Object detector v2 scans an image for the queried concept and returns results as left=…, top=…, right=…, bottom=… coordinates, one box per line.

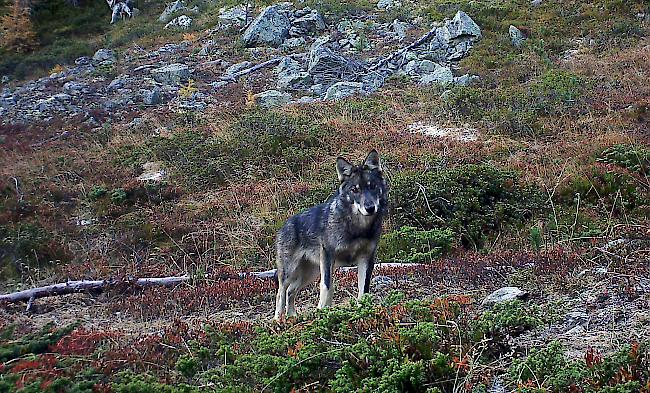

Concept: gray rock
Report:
left=292, top=96, right=317, bottom=104
left=418, top=60, right=437, bottom=73
left=1, top=75, right=8, bottom=84
left=218, top=4, right=248, bottom=27
left=509, top=25, right=526, bottom=47
left=151, top=63, right=191, bottom=85
left=137, top=162, right=167, bottom=182
left=564, top=311, right=589, bottom=328
left=280, top=37, right=306, bottom=50
left=253, top=89, right=292, bottom=108
left=392, top=19, right=408, bottom=41
left=198, top=40, right=216, bottom=57
left=371, top=275, right=394, bottom=290
left=159, top=0, right=186, bottom=22
left=565, top=325, right=586, bottom=335
left=63, top=81, right=87, bottom=95
left=75, top=56, right=91, bottom=66
left=0, top=96, right=16, bottom=109
left=142, top=88, right=161, bottom=105
left=290, top=8, right=325, bottom=36
left=454, top=74, right=480, bottom=86
left=324, top=81, right=364, bottom=100
left=447, top=11, right=481, bottom=39
left=482, top=287, right=529, bottom=306
left=420, top=66, right=454, bottom=85
left=276, top=57, right=311, bottom=89
left=211, top=81, right=229, bottom=90
left=92, top=49, right=116, bottom=65
left=225, top=61, right=253, bottom=76
left=240, top=3, right=292, bottom=47
left=488, top=378, right=506, bottom=393
left=177, top=99, right=206, bottom=111
left=165, top=15, right=192, bottom=29
left=309, top=84, right=324, bottom=95
left=377, top=0, right=400, bottom=10
left=52, top=93, right=72, bottom=102
left=361, top=72, right=384, bottom=93
left=108, top=77, right=127, bottom=91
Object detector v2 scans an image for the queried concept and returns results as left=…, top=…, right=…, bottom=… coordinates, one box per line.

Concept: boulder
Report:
left=159, top=0, right=186, bottom=22
left=377, top=0, right=401, bottom=10
left=280, top=37, right=306, bottom=50
left=253, top=90, right=292, bottom=108
left=324, top=81, right=364, bottom=100
left=482, top=287, right=529, bottom=306
left=224, top=61, right=253, bottom=76
left=218, top=4, right=248, bottom=27
left=308, top=43, right=364, bottom=85
left=92, top=49, right=116, bottom=65
left=420, top=66, right=454, bottom=85
left=276, top=57, right=311, bottom=89
left=0, top=96, right=16, bottom=109
left=447, top=11, right=481, bottom=39
left=142, top=88, right=161, bottom=105
left=137, top=162, right=167, bottom=182
left=454, top=74, right=480, bottom=86
left=63, top=81, right=87, bottom=95
left=165, top=15, right=192, bottom=29
left=151, top=63, right=191, bottom=85
left=240, top=3, right=292, bottom=47
left=289, top=8, right=325, bottom=36
left=509, top=25, right=527, bottom=47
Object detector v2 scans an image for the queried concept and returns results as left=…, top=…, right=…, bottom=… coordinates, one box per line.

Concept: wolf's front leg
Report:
left=318, top=247, right=334, bottom=309
left=357, top=257, right=375, bottom=300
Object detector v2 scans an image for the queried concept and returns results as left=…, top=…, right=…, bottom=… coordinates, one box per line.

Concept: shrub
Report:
left=441, top=70, right=584, bottom=136
left=378, top=226, right=454, bottom=263
left=0, top=1, right=38, bottom=53
left=0, top=222, right=69, bottom=276
left=597, top=144, right=650, bottom=175
left=472, top=300, right=542, bottom=342
left=390, top=164, right=543, bottom=248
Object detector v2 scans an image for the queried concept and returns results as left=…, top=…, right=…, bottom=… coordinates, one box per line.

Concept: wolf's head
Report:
left=336, top=150, right=387, bottom=216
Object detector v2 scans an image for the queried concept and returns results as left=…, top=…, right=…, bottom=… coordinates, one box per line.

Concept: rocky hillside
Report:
left=0, top=0, right=649, bottom=391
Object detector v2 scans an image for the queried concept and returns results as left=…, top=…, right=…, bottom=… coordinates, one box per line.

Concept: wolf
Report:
left=274, top=150, right=388, bottom=319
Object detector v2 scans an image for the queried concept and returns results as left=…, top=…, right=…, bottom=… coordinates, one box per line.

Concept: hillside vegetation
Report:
left=0, top=0, right=649, bottom=391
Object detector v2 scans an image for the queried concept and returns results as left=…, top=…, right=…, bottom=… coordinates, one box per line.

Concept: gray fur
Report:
left=274, top=150, right=388, bottom=319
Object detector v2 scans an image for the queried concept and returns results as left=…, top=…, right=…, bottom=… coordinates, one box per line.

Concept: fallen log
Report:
left=218, top=53, right=305, bottom=82
left=0, top=275, right=190, bottom=304
left=1, top=263, right=424, bottom=306
left=368, top=27, right=439, bottom=71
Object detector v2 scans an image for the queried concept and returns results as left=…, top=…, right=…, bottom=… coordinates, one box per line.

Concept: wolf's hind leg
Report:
left=285, top=278, right=302, bottom=317
left=317, top=248, right=335, bottom=309
left=274, top=276, right=288, bottom=320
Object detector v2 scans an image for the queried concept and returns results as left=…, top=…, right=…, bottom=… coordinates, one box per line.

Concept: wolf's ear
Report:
left=363, top=149, right=381, bottom=172
left=336, top=157, right=353, bottom=182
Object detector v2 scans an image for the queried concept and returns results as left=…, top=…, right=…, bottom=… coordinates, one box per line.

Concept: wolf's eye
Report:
left=351, top=185, right=360, bottom=193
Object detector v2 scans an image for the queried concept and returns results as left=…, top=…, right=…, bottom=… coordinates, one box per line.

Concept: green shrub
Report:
left=110, top=188, right=128, bottom=204
left=441, top=70, right=585, bottom=136
left=88, top=186, right=107, bottom=200
left=378, top=226, right=454, bottom=263
left=597, top=144, right=650, bottom=175
left=390, top=164, right=543, bottom=248
left=472, top=300, right=542, bottom=342
left=0, top=223, right=69, bottom=275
